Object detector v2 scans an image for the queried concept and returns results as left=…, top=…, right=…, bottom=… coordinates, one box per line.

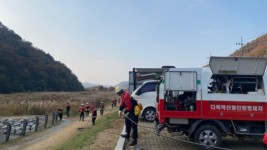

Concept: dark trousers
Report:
left=92, top=116, right=96, bottom=125
left=100, top=109, right=104, bottom=115
left=79, top=112, right=84, bottom=121
left=125, top=112, right=138, bottom=143
left=58, top=113, right=63, bottom=120
left=86, top=111, right=89, bottom=117
left=66, top=109, right=70, bottom=117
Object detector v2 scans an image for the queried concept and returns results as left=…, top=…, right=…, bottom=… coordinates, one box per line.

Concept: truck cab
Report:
left=131, top=80, right=158, bottom=121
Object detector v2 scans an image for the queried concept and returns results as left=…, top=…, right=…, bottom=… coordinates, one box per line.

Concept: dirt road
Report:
left=1, top=108, right=124, bottom=150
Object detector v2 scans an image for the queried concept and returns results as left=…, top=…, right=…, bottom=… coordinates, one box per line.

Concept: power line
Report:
left=191, top=31, right=267, bottom=67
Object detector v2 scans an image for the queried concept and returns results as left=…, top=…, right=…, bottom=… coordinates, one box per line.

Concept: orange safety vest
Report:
left=78, top=106, right=85, bottom=112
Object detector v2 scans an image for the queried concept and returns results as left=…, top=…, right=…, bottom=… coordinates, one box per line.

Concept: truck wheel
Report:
left=143, top=108, right=156, bottom=122
left=193, top=124, right=222, bottom=149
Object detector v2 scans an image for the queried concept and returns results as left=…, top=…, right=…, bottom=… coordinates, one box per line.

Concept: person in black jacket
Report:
left=91, top=105, right=97, bottom=125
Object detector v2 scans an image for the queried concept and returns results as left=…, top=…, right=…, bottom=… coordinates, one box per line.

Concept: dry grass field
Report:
left=0, top=91, right=117, bottom=116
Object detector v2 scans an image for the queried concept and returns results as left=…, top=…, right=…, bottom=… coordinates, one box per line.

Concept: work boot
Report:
left=120, top=134, right=128, bottom=138
left=129, top=141, right=137, bottom=146
left=129, top=139, right=137, bottom=146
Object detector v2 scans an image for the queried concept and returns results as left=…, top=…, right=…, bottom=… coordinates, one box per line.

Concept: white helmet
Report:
left=115, top=86, right=124, bottom=95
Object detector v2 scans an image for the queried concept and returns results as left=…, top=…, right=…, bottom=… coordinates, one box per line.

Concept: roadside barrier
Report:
left=0, top=112, right=61, bottom=144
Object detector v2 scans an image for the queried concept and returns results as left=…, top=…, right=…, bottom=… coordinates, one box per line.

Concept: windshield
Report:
left=136, top=82, right=157, bottom=95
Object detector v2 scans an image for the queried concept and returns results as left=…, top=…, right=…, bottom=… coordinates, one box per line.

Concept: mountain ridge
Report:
left=0, top=21, right=84, bottom=93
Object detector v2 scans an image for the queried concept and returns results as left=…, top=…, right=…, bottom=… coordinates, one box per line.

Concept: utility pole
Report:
left=236, top=36, right=244, bottom=56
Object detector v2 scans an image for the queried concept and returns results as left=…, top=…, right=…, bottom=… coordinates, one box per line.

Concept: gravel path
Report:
left=1, top=107, right=122, bottom=150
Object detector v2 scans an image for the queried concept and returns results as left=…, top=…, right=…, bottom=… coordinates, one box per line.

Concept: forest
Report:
left=0, top=22, right=84, bottom=93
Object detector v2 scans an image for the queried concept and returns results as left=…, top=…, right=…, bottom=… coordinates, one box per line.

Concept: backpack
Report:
left=131, top=97, right=143, bottom=116
left=137, top=103, right=143, bottom=112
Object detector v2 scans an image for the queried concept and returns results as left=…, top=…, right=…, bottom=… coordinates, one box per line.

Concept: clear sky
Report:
left=0, top=0, right=267, bottom=85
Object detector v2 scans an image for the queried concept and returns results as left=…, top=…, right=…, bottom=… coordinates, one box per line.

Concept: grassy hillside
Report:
left=0, top=22, right=84, bottom=93
left=231, top=34, right=267, bottom=57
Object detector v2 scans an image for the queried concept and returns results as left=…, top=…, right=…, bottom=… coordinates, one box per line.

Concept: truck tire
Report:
left=143, top=108, right=156, bottom=122
left=193, top=124, right=222, bottom=150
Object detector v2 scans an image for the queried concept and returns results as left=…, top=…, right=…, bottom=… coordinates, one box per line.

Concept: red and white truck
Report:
left=155, top=56, right=267, bottom=148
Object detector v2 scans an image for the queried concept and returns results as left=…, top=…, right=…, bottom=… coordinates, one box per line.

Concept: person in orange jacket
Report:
left=99, top=102, right=105, bottom=115
left=116, top=86, right=138, bottom=146
left=57, top=105, right=63, bottom=121
left=78, top=104, right=85, bottom=121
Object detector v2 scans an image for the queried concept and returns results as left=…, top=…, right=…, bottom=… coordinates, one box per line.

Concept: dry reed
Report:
left=0, top=91, right=117, bottom=116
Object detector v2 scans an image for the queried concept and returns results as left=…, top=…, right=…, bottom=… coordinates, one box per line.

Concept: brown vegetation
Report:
left=0, top=91, right=117, bottom=116
left=231, top=34, right=267, bottom=57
